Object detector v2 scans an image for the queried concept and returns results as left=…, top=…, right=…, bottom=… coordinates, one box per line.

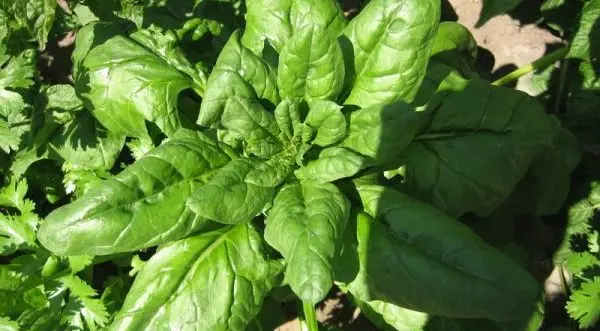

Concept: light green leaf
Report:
left=109, top=224, right=283, bottom=331
left=567, top=277, right=600, bottom=329
left=0, top=203, right=38, bottom=255
left=0, top=316, right=19, bottom=330
left=349, top=185, right=541, bottom=322
left=341, top=101, right=419, bottom=162
left=221, top=96, right=283, bottom=158
left=187, top=159, right=276, bottom=224
left=265, top=181, right=349, bottom=303
left=567, top=0, right=600, bottom=61
left=295, top=147, right=366, bottom=183
left=199, top=30, right=279, bottom=126
left=404, top=77, right=554, bottom=217
left=246, top=152, right=295, bottom=187
left=305, top=100, right=346, bottom=147
left=60, top=275, right=109, bottom=328
left=0, top=90, right=28, bottom=154
left=241, top=0, right=293, bottom=54
left=37, top=129, right=231, bottom=256
left=342, top=0, right=440, bottom=108
left=0, top=49, right=36, bottom=89
left=73, top=23, right=199, bottom=138
left=129, top=27, right=208, bottom=90
left=274, top=98, right=305, bottom=143
left=48, top=111, right=126, bottom=171
left=242, top=0, right=345, bottom=55
left=278, top=24, right=344, bottom=102
left=7, top=0, right=56, bottom=49
left=348, top=295, right=429, bottom=331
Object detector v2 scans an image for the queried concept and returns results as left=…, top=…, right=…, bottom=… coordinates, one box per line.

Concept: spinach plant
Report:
left=1, top=0, right=594, bottom=330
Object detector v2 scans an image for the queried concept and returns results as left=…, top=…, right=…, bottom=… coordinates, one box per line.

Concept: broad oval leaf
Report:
left=342, top=0, right=440, bottom=108
left=349, top=185, right=541, bottom=322
left=278, top=24, right=345, bottom=102
left=295, top=147, right=366, bottom=183
left=109, top=223, right=283, bottom=331
left=404, top=76, right=554, bottom=217
left=341, top=101, right=419, bottom=163
left=199, top=31, right=279, bottom=126
left=37, top=129, right=231, bottom=255
left=187, top=159, right=276, bottom=224
left=265, top=181, right=349, bottom=303
left=73, top=23, right=200, bottom=138
left=221, top=96, right=283, bottom=158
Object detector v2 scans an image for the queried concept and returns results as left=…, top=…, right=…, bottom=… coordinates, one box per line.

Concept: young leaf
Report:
left=341, top=101, right=419, bottom=163
left=265, top=181, right=349, bottom=303
left=349, top=185, right=541, bottom=322
left=305, top=100, right=346, bottom=147
left=73, top=23, right=200, bottom=138
left=37, top=129, right=231, bottom=256
left=341, top=0, right=440, bottom=108
left=199, top=30, right=279, bottom=126
left=109, top=224, right=283, bottom=331
left=245, top=152, right=295, bottom=187
left=221, top=96, right=283, bottom=158
left=274, top=99, right=305, bottom=143
left=404, top=77, right=554, bottom=217
left=187, top=159, right=276, bottom=224
left=277, top=24, right=345, bottom=102
left=295, top=147, right=366, bottom=183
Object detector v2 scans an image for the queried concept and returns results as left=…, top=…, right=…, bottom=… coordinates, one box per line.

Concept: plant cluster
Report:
left=0, top=0, right=599, bottom=330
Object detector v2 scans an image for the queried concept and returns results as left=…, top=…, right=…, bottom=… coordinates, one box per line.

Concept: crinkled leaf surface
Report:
left=342, top=0, right=440, bottom=108
left=109, top=223, right=283, bottom=331
left=347, top=184, right=540, bottom=322
left=187, top=158, right=276, bottom=224
left=37, top=129, right=231, bottom=256
left=221, top=96, right=283, bottom=158
left=198, top=30, right=279, bottom=126
left=305, top=100, right=346, bottom=147
left=242, top=0, right=345, bottom=54
left=265, top=181, right=349, bottom=303
left=403, top=75, right=554, bottom=217
left=278, top=24, right=344, bottom=102
left=73, top=23, right=199, bottom=138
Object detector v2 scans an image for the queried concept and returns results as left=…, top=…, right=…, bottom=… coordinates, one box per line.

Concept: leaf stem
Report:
left=302, top=301, right=319, bottom=331
left=492, top=46, right=569, bottom=86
